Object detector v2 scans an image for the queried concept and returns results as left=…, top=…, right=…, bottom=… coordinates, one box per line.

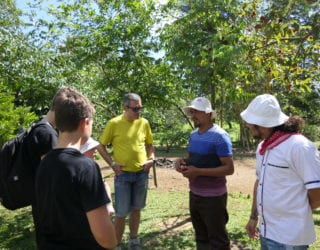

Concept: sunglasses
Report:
left=126, top=106, right=143, bottom=112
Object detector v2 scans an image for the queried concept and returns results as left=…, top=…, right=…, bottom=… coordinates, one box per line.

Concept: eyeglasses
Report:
left=126, top=106, right=143, bottom=112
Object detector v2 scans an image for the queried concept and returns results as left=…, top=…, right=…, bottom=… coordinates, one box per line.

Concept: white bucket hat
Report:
left=80, top=137, right=100, bottom=153
left=240, top=94, right=289, bottom=128
left=183, top=97, right=216, bottom=119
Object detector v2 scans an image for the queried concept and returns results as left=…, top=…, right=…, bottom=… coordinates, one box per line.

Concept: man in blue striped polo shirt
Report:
left=175, top=97, right=234, bottom=250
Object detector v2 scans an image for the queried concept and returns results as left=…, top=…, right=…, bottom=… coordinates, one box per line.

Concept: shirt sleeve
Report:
left=291, top=140, right=320, bottom=190
left=34, top=125, right=58, bottom=156
left=99, top=120, right=114, bottom=146
left=79, top=160, right=109, bottom=212
left=144, top=120, right=153, bottom=145
left=27, top=124, right=58, bottom=173
left=215, top=133, right=233, bottom=157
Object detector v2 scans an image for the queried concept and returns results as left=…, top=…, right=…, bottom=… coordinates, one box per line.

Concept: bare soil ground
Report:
left=98, top=156, right=256, bottom=195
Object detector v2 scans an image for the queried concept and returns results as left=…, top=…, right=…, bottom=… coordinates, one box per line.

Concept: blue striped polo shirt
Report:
left=187, top=125, right=233, bottom=196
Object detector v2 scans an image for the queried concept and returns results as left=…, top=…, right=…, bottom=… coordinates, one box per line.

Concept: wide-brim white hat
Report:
left=183, top=97, right=216, bottom=119
left=240, top=94, right=289, bottom=128
left=80, top=137, right=100, bottom=153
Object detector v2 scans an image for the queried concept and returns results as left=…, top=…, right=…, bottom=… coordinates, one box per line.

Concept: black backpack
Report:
left=0, top=123, right=44, bottom=210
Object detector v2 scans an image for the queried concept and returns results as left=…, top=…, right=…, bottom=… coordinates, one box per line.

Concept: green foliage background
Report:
left=0, top=0, right=319, bottom=147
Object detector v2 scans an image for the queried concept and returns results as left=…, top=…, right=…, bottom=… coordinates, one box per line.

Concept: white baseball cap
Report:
left=183, top=97, right=216, bottom=118
left=240, top=94, right=289, bottom=128
left=80, top=137, right=100, bottom=153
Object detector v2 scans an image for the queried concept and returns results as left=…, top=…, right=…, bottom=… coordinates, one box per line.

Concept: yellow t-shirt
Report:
left=99, top=114, right=153, bottom=172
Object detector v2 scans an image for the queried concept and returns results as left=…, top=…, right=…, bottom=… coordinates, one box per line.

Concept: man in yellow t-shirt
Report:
left=97, top=93, right=154, bottom=250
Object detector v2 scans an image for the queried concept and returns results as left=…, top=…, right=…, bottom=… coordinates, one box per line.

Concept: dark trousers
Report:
left=189, top=192, right=230, bottom=250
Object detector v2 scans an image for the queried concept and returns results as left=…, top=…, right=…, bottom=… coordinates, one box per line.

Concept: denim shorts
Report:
left=114, top=170, right=148, bottom=217
left=260, top=236, right=309, bottom=250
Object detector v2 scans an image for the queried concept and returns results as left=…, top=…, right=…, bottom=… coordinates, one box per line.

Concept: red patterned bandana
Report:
left=259, top=131, right=299, bottom=155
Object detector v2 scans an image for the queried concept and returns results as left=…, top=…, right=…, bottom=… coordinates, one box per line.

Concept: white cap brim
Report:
left=80, top=138, right=100, bottom=153
left=183, top=106, right=216, bottom=119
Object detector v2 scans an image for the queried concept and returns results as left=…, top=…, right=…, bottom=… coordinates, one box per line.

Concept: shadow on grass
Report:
left=313, top=210, right=320, bottom=226
left=135, top=213, right=195, bottom=250
left=141, top=229, right=195, bottom=250
left=139, top=213, right=257, bottom=250
left=0, top=208, right=36, bottom=249
left=162, top=217, right=191, bottom=232
left=229, top=231, right=258, bottom=250
left=138, top=228, right=257, bottom=250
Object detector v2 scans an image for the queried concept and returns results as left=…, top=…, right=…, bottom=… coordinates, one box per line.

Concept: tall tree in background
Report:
left=237, top=0, right=320, bottom=143
left=160, top=0, right=319, bottom=147
left=161, top=0, right=247, bottom=123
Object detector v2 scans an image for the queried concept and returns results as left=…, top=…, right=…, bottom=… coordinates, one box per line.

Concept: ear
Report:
left=79, top=118, right=89, bottom=131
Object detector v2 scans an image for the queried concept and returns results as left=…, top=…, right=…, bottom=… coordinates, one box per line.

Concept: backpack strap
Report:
left=25, top=120, right=52, bottom=136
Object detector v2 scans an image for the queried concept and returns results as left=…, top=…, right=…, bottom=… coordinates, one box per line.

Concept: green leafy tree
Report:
left=235, top=0, right=320, bottom=147
left=160, top=0, right=252, bottom=123
left=0, top=0, right=42, bottom=144
left=0, top=83, right=36, bottom=146
left=160, top=0, right=319, bottom=148
left=30, top=0, right=191, bottom=139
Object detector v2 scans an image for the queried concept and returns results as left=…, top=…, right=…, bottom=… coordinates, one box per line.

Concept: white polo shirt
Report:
left=256, top=134, right=320, bottom=245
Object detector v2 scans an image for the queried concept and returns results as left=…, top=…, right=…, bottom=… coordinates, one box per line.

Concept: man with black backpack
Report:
left=0, top=88, right=78, bottom=246
left=0, top=88, right=70, bottom=210
left=0, top=111, right=57, bottom=211
left=27, top=110, right=57, bottom=190
left=24, top=110, right=58, bottom=191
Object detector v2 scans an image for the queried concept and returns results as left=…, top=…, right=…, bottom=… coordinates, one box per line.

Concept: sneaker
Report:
left=128, top=238, right=141, bottom=250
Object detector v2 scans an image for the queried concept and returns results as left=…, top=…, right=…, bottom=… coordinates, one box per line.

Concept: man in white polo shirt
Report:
left=241, top=94, right=320, bottom=249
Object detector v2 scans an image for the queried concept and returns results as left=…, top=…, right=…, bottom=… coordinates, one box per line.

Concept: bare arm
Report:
left=146, top=143, right=155, bottom=159
left=142, top=144, right=155, bottom=172
left=96, top=144, right=113, bottom=166
left=97, top=144, right=122, bottom=175
left=308, top=188, right=320, bottom=210
left=86, top=205, right=117, bottom=249
left=181, top=156, right=234, bottom=179
left=245, top=179, right=259, bottom=239
left=104, top=181, right=115, bottom=215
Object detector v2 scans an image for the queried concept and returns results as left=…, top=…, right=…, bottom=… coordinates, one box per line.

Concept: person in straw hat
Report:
left=241, top=93, right=320, bottom=249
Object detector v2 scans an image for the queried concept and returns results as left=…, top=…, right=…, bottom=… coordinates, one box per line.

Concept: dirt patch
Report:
left=227, top=158, right=256, bottom=195
left=98, top=157, right=256, bottom=195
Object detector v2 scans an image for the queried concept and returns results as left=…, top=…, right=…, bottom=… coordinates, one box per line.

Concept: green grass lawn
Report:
left=1, top=190, right=319, bottom=249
